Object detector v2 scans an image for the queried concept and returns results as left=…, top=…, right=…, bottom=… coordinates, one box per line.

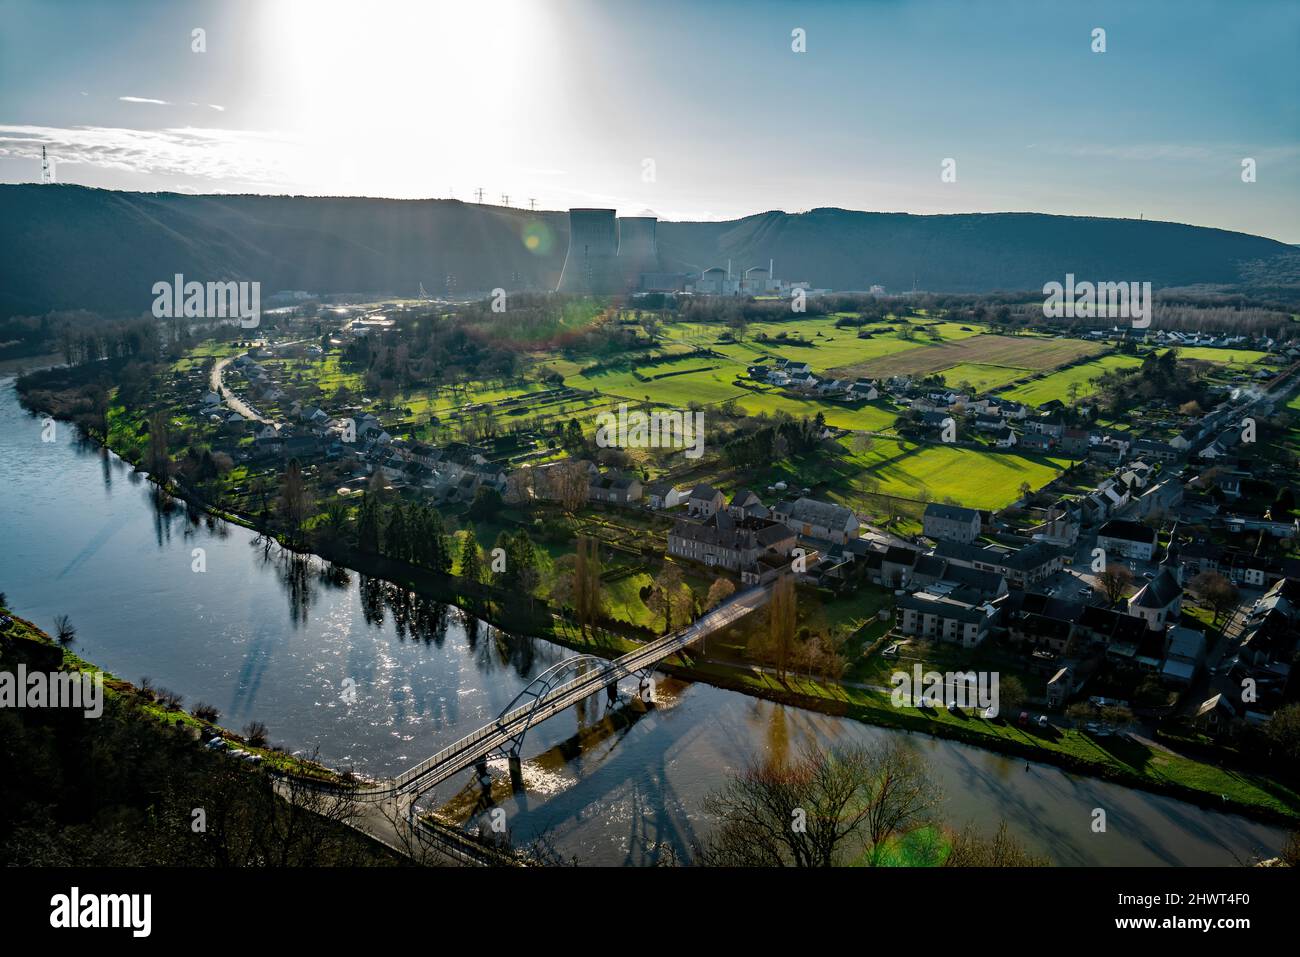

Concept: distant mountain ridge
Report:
left=1, top=184, right=1295, bottom=317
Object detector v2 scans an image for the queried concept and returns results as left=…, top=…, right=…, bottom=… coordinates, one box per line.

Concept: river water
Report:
left=0, top=376, right=1286, bottom=865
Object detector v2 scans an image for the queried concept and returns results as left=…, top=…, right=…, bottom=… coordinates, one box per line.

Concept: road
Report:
left=210, top=354, right=272, bottom=425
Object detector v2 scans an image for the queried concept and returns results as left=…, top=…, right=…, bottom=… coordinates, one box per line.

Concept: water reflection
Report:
left=0, top=376, right=1288, bottom=866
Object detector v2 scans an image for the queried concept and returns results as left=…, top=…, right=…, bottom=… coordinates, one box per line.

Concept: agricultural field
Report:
left=935, top=362, right=1032, bottom=393
left=1001, top=354, right=1143, bottom=406
left=1169, top=346, right=1270, bottom=366
left=712, top=437, right=1070, bottom=511
left=726, top=388, right=898, bottom=432
left=567, top=355, right=748, bottom=406
left=832, top=334, right=1104, bottom=380
left=833, top=439, right=1072, bottom=510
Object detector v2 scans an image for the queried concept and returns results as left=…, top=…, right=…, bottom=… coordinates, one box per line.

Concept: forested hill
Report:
left=1, top=184, right=1295, bottom=317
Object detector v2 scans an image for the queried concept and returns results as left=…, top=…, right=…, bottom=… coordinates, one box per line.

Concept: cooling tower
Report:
left=556, top=208, right=619, bottom=294
left=616, top=216, right=661, bottom=290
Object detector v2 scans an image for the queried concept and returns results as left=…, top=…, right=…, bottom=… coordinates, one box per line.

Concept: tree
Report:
left=459, top=526, right=483, bottom=586
left=278, top=458, right=309, bottom=543
left=53, top=615, right=76, bottom=645
left=705, top=577, right=736, bottom=611
left=767, top=574, right=798, bottom=679
left=147, top=411, right=170, bottom=480
left=851, top=433, right=875, bottom=455
left=1266, top=704, right=1300, bottom=774
left=1188, top=571, right=1238, bottom=628
left=943, top=820, right=1050, bottom=867
left=998, top=675, right=1027, bottom=714
left=697, top=740, right=938, bottom=867
left=1095, top=565, right=1133, bottom=606
left=570, top=535, right=603, bottom=637
left=648, top=562, right=691, bottom=632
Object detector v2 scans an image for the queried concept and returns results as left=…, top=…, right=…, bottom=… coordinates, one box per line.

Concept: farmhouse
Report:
left=772, top=497, right=859, bottom=544
left=667, top=512, right=796, bottom=574
left=643, top=482, right=683, bottom=509
left=686, top=483, right=725, bottom=519
left=923, top=503, right=981, bottom=544
left=589, top=471, right=642, bottom=505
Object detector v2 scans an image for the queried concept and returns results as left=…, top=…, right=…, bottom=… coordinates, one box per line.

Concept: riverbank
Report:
left=0, top=607, right=407, bottom=867
left=15, top=377, right=1300, bottom=828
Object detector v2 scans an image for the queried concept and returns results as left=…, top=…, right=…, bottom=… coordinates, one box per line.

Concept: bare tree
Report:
left=53, top=614, right=76, bottom=645
left=1188, top=571, right=1239, bottom=628
left=1095, top=565, right=1133, bottom=606
left=697, top=740, right=939, bottom=867
left=943, top=820, right=1050, bottom=867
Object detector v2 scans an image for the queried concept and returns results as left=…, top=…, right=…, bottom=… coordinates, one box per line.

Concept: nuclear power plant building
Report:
left=555, top=207, right=802, bottom=296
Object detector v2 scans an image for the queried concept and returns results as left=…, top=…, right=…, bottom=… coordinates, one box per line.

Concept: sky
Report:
left=1, top=0, right=1297, bottom=241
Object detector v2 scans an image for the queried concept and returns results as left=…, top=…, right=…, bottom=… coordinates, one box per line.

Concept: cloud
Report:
left=119, top=96, right=170, bottom=105
left=0, top=124, right=296, bottom=190
left=208, top=104, right=226, bottom=112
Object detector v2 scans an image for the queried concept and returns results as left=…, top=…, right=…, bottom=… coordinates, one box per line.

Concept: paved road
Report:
left=210, top=354, right=272, bottom=425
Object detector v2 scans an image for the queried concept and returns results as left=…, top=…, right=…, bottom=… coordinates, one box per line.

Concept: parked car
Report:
left=1037, top=715, right=1049, bottom=728
left=1018, top=711, right=1029, bottom=727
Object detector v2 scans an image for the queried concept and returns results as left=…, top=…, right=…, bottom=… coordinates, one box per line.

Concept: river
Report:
left=0, top=375, right=1286, bottom=865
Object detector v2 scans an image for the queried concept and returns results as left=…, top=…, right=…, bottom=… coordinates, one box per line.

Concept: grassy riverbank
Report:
left=0, top=607, right=404, bottom=866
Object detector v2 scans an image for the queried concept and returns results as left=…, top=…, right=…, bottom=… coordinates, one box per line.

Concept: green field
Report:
left=727, top=388, right=899, bottom=431
left=833, top=334, right=1103, bottom=380
left=836, top=439, right=1071, bottom=509
left=1001, top=354, right=1143, bottom=406
left=719, top=438, right=1070, bottom=511
left=936, top=362, right=1032, bottom=393
left=1171, top=347, right=1270, bottom=366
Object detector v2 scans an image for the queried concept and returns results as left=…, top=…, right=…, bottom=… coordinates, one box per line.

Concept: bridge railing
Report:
left=392, top=586, right=764, bottom=791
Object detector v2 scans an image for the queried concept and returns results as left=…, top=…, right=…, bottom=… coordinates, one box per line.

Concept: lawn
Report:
left=1001, top=354, right=1143, bottom=406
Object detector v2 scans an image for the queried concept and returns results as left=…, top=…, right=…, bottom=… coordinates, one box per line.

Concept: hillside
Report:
left=0, top=184, right=1295, bottom=317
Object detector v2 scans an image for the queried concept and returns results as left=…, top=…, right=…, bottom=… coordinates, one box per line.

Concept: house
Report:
left=643, top=482, right=684, bottom=510
left=879, top=545, right=921, bottom=588
left=1136, top=477, right=1184, bottom=519
left=1160, top=626, right=1206, bottom=685
left=667, top=512, right=796, bottom=574
left=1060, top=428, right=1092, bottom=457
left=589, top=471, right=643, bottom=505
left=1127, top=565, right=1183, bottom=631
left=923, top=503, right=982, bottom=544
left=686, top=483, right=725, bottom=519
left=848, top=379, right=879, bottom=401
left=896, top=590, right=998, bottom=648
left=1133, top=438, right=1180, bottom=463
left=992, top=425, right=1018, bottom=449
left=772, top=497, right=859, bottom=544
left=727, top=489, right=770, bottom=521
left=1046, top=667, right=1076, bottom=708
left=934, top=540, right=1065, bottom=589
left=1097, top=519, right=1157, bottom=561
left=1020, top=432, right=1054, bottom=452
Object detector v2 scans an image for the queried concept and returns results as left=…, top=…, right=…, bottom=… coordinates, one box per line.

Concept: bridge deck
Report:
left=379, top=584, right=770, bottom=798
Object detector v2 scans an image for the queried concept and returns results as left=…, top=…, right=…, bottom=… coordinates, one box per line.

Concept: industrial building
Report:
left=554, top=207, right=808, bottom=297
